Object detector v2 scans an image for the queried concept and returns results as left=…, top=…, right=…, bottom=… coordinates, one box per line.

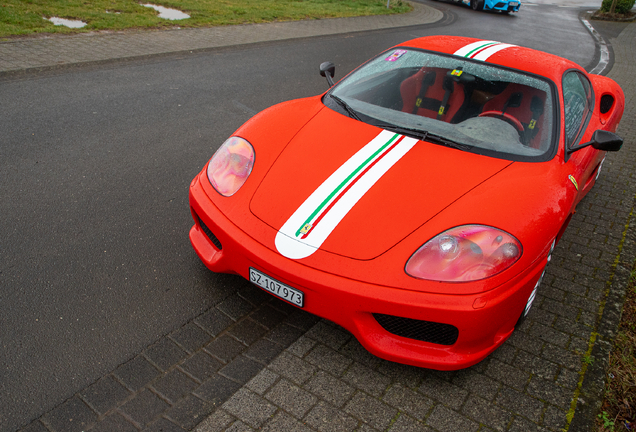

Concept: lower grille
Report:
left=199, top=217, right=222, bottom=250
left=373, top=313, right=458, bottom=346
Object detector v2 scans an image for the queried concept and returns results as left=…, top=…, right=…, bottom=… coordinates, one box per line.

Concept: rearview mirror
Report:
left=505, top=92, right=523, bottom=109
left=320, top=62, right=335, bottom=87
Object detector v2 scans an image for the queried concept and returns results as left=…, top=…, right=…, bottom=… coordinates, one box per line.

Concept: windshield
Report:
left=327, top=48, right=556, bottom=161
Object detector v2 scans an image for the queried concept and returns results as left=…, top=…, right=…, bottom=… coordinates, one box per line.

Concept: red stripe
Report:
left=301, top=135, right=406, bottom=239
left=469, top=43, right=499, bottom=59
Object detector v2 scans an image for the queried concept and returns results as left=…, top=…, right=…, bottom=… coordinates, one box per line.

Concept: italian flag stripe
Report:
left=275, top=130, right=419, bottom=260
left=464, top=41, right=499, bottom=58
left=295, top=132, right=401, bottom=237
left=300, top=135, right=405, bottom=239
left=453, top=40, right=516, bottom=61
left=472, top=43, right=516, bottom=61
left=453, top=40, right=499, bottom=58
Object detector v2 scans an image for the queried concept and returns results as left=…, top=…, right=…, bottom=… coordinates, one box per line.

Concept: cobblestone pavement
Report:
left=7, top=4, right=636, bottom=432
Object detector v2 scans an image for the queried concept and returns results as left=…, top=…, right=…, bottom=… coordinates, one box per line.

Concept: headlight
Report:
left=405, top=225, right=522, bottom=282
left=207, top=137, right=255, bottom=197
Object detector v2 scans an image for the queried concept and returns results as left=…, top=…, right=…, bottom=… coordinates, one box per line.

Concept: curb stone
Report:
left=0, top=2, right=442, bottom=80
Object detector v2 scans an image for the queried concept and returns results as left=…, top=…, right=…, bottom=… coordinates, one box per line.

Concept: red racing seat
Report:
left=481, top=84, right=547, bottom=148
left=400, top=67, right=466, bottom=123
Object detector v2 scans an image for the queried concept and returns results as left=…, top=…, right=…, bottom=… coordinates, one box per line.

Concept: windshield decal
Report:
left=275, top=130, right=418, bottom=259
left=386, top=49, right=407, bottom=62
left=453, top=40, right=516, bottom=61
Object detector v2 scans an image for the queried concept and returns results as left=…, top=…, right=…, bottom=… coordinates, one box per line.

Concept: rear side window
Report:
left=562, top=71, right=593, bottom=148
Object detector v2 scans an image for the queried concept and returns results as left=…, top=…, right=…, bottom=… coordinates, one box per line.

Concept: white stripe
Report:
left=453, top=40, right=499, bottom=58
left=275, top=133, right=418, bottom=259
left=275, top=129, right=394, bottom=239
left=275, top=129, right=397, bottom=259
left=582, top=18, right=609, bottom=75
left=303, top=133, right=394, bottom=227
left=524, top=288, right=536, bottom=315
left=472, top=43, right=516, bottom=61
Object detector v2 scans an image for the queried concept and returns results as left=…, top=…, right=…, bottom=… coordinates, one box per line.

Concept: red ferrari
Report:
left=189, top=36, right=624, bottom=370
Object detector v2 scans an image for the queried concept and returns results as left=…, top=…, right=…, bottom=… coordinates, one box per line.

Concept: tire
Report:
left=515, top=239, right=556, bottom=329
left=471, top=0, right=484, bottom=10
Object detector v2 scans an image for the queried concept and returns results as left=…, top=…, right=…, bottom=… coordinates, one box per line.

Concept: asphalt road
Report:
left=0, top=2, right=606, bottom=430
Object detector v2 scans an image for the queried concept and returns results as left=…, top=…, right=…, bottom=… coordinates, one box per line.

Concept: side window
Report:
left=562, top=71, right=593, bottom=149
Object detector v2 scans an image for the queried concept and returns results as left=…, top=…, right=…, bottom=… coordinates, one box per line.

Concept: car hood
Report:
left=250, top=107, right=513, bottom=260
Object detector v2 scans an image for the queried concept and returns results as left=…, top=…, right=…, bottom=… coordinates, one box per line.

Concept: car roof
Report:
left=396, top=36, right=583, bottom=81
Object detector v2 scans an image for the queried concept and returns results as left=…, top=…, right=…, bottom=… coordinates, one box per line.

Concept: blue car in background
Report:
left=437, top=0, right=520, bottom=13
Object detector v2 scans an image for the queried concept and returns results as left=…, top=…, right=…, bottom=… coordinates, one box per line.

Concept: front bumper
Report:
left=189, top=175, right=545, bottom=370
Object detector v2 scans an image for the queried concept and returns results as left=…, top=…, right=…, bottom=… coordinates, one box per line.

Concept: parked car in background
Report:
left=434, top=0, right=521, bottom=13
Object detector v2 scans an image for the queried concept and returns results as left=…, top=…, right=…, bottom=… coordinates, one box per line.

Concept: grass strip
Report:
left=598, top=261, right=636, bottom=431
left=0, top=0, right=411, bottom=39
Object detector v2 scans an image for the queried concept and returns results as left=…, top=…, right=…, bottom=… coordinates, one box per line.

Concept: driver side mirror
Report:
left=320, top=62, right=336, bottom=87
left=567, top=130, right=623, bottom=155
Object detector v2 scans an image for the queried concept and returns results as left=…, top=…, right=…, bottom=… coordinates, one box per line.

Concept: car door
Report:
left=562, top=70, right=601, bottom=205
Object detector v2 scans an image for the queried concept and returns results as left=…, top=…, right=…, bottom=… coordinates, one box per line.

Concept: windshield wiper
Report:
left=330, top=95, right=361, bottom=121
left=424, top=133, right=473, bottom=151
left=370, top=120, right=472, bottom=151
left=368, top=122, right=429, bottom=141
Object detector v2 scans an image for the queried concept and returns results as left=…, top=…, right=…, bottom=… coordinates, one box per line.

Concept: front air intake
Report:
left=198, top=217, right=222, bottom=250
left=373, top=313, right=458, bottom=345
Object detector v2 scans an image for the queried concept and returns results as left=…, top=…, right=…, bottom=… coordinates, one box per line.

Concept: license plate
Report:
left=249, top=268, right=304, bottom=307
left=509, top=1, right=519, bottom=5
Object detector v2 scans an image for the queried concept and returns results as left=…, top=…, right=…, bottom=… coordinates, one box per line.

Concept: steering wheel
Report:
left=478, top=111, right=524, bottom=137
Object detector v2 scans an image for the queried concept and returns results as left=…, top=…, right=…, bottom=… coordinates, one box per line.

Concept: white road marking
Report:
left=582, top=18, right=610, bottom=75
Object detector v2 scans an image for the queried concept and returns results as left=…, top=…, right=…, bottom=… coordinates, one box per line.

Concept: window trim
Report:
left=324, top=46, right=561, bottom=163
left=562, top=69, right=595, bottom=162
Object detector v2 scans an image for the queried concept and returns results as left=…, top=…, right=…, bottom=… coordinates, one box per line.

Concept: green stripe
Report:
left=464, top=41, right=498, bottom=58
left=294, top=133, right=399, bottom=237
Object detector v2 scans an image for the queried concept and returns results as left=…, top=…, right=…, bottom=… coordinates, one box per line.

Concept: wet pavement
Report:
left=3, top=2, right=636, bottom=432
